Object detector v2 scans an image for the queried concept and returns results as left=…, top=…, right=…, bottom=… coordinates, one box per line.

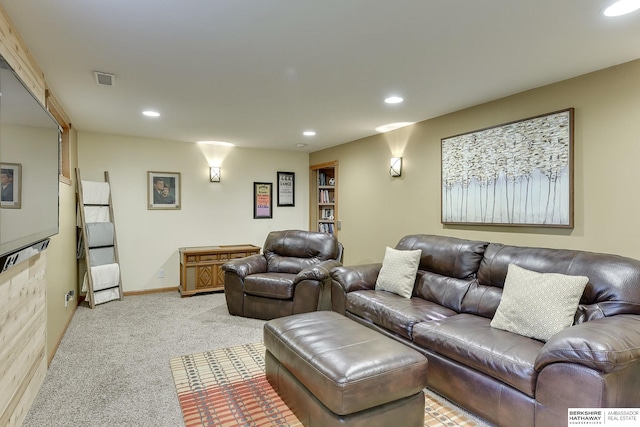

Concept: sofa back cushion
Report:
left=414, top=271, right=477, bottom=313
left=469, top=243, right=640, bottom=321
left=264, top=230, right=339, bottom=274
left=395, top=234, right=489, bottom=278
left=395, top=235, right=489, bottom=311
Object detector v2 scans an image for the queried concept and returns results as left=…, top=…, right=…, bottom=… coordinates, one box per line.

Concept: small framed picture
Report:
left=277, top=171, right=295, bottom=207
left=253, top=182, right=273, bottom=219
left=1, top=163, right=22, bottom=209
left=148, top=171, right=181, bottom=210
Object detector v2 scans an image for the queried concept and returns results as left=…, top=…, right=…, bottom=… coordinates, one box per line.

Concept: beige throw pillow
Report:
left=375, top=247, right=422, bottom=299
left=490, top=264, right=589, bottom=341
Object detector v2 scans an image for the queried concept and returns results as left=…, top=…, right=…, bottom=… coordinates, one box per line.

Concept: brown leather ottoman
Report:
left=264, top=311, right=428, bottom=426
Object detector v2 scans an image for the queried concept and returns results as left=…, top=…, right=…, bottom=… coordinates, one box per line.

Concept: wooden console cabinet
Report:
left=179, top=244, right=260, bottom=297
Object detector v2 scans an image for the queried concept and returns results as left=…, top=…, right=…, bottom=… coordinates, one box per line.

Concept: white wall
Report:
left=78, top=131, right=309, bottom=292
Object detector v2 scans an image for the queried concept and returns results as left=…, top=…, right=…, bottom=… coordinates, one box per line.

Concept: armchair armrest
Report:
left=294, top=259, right=342, bottom=284
left=535, top=314, right=640, bottom=374
left=221, top=254, right=267, bottom=279
left=330, top=263, right=382, bottom=293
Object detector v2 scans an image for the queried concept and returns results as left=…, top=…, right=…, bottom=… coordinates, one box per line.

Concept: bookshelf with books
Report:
left=310, top=161, right=338, bottom=237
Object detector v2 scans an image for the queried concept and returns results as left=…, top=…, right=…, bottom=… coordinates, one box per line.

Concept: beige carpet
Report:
left=171, top=342, right=479, bottom=427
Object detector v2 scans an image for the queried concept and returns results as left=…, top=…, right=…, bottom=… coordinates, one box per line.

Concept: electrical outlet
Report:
left=64, top=290, right=74, bottom=307
left=158, top=269, right=165, bottom=279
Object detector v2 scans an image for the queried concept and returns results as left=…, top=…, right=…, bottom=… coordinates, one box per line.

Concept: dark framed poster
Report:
left=277, top=171, right=295, bottom=207
left=253, top=182, right=273, bottom=219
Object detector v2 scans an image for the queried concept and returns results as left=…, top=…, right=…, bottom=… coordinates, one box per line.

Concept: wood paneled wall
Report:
left=0, top=4, right=45, bottom=104
left=0, top=256, right=48, bottom=426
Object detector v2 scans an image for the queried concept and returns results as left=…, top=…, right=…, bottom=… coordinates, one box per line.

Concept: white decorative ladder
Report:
left=76, top=168, right=123, bottom=308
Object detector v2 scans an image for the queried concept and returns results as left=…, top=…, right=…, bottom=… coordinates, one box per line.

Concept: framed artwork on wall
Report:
left=277, top=171, right=295, bottom=207
left=253, top=182, right=273, bottom=218
left=148, top=171, right=181, bottom=210
left=1, top=163, right=22, bottom=209
left=441, top=108, right=574, bottom=228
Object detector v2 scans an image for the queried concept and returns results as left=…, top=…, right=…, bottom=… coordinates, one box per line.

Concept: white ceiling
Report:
left=1, top=1, right=639, bottom=152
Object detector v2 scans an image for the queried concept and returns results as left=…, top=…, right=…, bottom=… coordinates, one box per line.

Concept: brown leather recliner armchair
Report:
left=222, top=230, right=343, bottom=320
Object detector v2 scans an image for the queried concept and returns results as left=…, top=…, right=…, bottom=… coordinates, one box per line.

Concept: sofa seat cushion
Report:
left=346, top=290, right=457, bottom=340
left=244, top=273, right=296, bottom=299
left=412, top=313, right=544, bottom=397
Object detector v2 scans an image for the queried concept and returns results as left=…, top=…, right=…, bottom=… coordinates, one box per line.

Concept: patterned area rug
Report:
left=170, top=342, right=479, bottom=427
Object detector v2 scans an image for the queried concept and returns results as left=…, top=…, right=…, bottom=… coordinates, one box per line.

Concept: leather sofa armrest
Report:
left=535, top=314, right=640, bottom=374
left=221, top=254, right=267, bottom=279
left=330, top=263, right=382, bottom=293
left=294, top=259, right=343, bottom=284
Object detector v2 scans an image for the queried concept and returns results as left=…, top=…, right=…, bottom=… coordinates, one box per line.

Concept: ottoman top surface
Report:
left=264, top=311, right=428, bottom=415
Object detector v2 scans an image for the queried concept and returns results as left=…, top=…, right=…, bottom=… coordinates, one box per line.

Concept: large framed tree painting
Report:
left=441, top=108, right=574, bottom=228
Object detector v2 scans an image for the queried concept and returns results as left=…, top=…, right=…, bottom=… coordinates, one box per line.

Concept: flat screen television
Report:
left=0, top=54, right=60, bottom=271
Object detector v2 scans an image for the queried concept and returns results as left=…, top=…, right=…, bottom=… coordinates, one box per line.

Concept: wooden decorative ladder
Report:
left=76, top=168, right=123, bottom=308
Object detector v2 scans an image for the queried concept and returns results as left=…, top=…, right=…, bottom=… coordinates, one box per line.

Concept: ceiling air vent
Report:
left=94, top=71, right=115, bottom=86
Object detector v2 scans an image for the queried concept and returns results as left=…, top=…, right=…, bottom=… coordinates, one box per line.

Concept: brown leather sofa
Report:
left=222, top=230, right=343, bottom=320
left=330, top=234, right=640, bottom=427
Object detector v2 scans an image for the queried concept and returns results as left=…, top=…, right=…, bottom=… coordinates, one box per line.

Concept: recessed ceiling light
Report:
left=375, top=122, right=415, bottom=133
left=384, top=96, right=404, bottom=104
left=604, top=0, right=640, bottom=16
left=197, top=140, right=235, bottom=146
left=142, top=110, right=160, bottom=117
left=303, top=131, right=316, bottom=136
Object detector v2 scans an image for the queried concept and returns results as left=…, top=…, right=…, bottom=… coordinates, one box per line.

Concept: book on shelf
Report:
left=319, top=189, right=333, bottom=204
left=318, top=172, right=335, bottom=187
left=318, top=222, right=335, bottom=235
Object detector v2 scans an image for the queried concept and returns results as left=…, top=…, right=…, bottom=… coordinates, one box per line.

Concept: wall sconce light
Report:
left=210, top=167, right=221, bottom=182
left=390, top=157, right=402, bottom=177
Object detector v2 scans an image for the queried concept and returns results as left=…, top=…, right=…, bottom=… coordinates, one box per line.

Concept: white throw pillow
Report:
left=490, top=263, right=589, bottom=341
left=375, top=247, right=422, bottom=299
